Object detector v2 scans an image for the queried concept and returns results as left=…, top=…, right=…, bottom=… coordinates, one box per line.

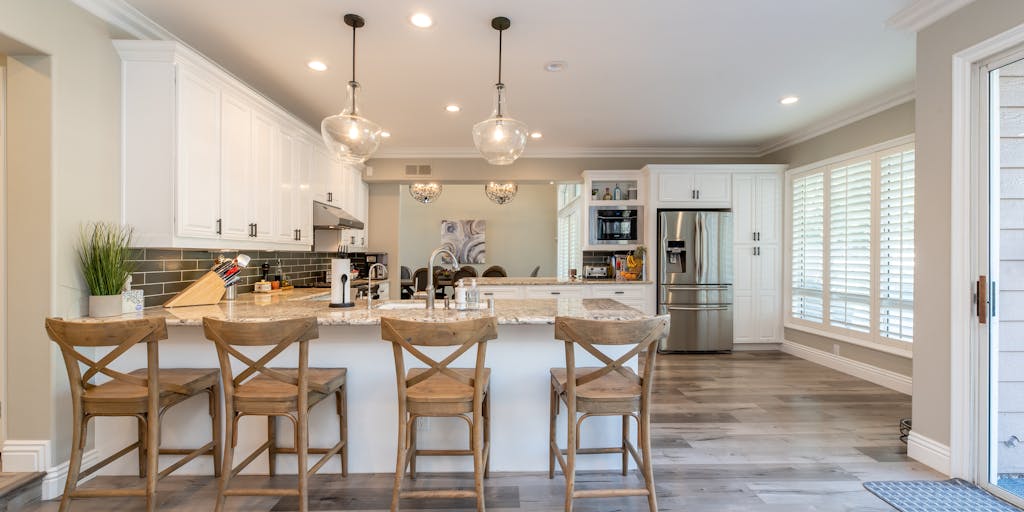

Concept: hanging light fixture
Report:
left=472, top=17, right=528, bottom=165
left=484, top=182, right=518, bottom=205
left=409, top=183, right=443, bottom=204
left=321, top=13, right=382, bottom=163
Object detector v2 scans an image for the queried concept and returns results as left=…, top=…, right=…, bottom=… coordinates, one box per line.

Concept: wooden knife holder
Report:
left=163, top=271, right=227, bottom=308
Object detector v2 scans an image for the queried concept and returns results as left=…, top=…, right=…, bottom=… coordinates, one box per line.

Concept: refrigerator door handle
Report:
left=694, top=213, right=703, bottom=280
left=666, top=306, right=731, bottom=311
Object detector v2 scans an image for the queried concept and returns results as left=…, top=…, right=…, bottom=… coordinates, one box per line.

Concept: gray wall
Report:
left=914, top=0, right=1024, bottom=450
left=398, top=184, right=557, bottom=278
left=761, top=101, right=916, bottom=379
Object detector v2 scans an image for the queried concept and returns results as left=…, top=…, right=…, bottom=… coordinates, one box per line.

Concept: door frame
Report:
left=950, top=23, right=1024, bottom=498
left=0, top=58, right=6, bottom=453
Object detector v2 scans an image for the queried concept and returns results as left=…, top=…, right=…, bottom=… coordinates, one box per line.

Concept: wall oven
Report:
left=589, top=206, right=643, bottom=245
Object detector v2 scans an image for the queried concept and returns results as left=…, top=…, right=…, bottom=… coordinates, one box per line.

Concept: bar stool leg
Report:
left=640, top=404, right=657, bottom=512
left=472, top=407, right=485, bottom=512
left=391, top=405, right=408, bottom=512
left=145, top=408, right=159, bottom=512
left=210, top=385, right=223, bottom=478
left=337, top=388, right=348, bottom=477
left=267, top=416, right=277, bottom=476
left=58, top=409, right=85, bottom=512
left=564, top=399, right=577, bottom=512
left=621, top=414, right=630, bottom=476
left=215, top=413, right=236, bottom=512
left=548, top=384, right=557, bottom=479
left=296, top=411, right=309, bottom=512
left=137, top=417, right=147, bottom=478
left=483, top=390, right=491, bottom=479
left=408, top=415, right=418, bottom=480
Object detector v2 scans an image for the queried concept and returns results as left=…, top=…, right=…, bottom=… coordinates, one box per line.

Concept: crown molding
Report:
left=886, top=0, right=975, bottom=32
left=757, top=83, right=915, bottom=157
left=372, top=145, right=764, bottom=160
left=71, top=0, right=177, bottom=40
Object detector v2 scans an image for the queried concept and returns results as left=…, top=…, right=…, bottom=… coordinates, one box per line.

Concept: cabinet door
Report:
left=755, top=174, right=781, bottom=244
left=756, top=244, right=779, bottom=295
left=693, top=173, right=731, bottom=203
left=732, top=245, right=755, bottom=294
left=733, top=293, right=756, bottom=344
left=732, top=174, right=756, bottom=244
left=276, top=130, right=296, bottom=243
left=328, top=159, right=347, bottom=205
left=310, top=145, right=329, bottom=204
left=524, top=286, right=586, bottom=299
left=359, top=178, right=370, bottom=247
left=293, top=137, right=313, bottom=245
left=251, top=110, right=277, bottom=239
left=175, top=69, right=222, bottom=238
left=218, top=91, right=253, bottom=241
left=755, top=291, right=779, bottom=343
left=478, top=286, right=523, bottom=299
left=657, top=173, right=696, bottom=202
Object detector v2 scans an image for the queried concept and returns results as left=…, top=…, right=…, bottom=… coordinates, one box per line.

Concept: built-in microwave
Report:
left=589, top=206, right=643, bottom=245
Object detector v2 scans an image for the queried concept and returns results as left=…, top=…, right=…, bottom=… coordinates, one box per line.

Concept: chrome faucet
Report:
left=426, top=248, right=460, bottom=309
left=367, top=263, right=387, bottom=310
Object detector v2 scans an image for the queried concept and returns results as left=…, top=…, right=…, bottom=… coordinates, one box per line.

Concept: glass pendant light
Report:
left=409, top=183, right=443, bottom=204
left=472, top=17, right=528, bottom=165
left=321, top=14, right=382, bottom=163
left=484, top=182, right=518, bottom=205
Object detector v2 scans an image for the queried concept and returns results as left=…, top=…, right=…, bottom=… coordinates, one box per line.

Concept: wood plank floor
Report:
left=25, top=352, right=942, bottom=511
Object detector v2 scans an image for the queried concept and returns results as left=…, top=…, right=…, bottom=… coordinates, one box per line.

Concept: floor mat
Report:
left=998, top=477, right=1024, bottom=501
left=864, top=479, right=1023, bottom=512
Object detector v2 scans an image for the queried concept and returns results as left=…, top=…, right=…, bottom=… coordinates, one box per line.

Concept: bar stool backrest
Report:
left=380, top=317, right=498, bottom=401
left=46, top=317, right=170, bottom=396
left=202, top=317, right=320, bottom=395
left=553, top=315, right=670, bottom=399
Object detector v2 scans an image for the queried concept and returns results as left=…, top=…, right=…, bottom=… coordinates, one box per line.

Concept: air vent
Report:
left=405, top=164, right=432, bottom=176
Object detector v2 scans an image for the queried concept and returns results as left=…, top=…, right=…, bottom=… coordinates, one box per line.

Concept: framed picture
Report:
left=440, top=219, right=486, bottom=264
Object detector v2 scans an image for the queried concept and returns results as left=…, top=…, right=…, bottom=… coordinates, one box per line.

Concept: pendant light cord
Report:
left=496, top=28, right=504, bottom=116
left=350, top=23, right=358, bottom=112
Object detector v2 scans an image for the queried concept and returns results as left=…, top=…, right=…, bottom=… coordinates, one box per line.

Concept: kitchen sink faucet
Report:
left=367, top=263, right=387, bottom=310
left=426, top=248, right=460, bottom=309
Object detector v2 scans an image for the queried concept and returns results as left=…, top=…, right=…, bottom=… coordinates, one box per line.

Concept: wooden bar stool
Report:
left=202, top=317, right=347, bottom=512
left=548, top=315, right=670, bottom=512
left=46, top=317, right=221, bottom=512
left=380, top=317, right=498, bottom=512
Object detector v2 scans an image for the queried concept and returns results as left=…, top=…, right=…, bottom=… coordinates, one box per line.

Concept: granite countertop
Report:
left=72, top=288, right=650, bottom=326
left=462, top=277, right=653, bottom=286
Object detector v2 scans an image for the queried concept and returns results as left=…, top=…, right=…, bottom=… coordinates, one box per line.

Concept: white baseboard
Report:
left=780, top=340, right=912, bottom=395
left=733, top=342, right=782, bottom=351
left=2, top=439, right=101, bottom=500
left=908, top=431, right=952, bottom=476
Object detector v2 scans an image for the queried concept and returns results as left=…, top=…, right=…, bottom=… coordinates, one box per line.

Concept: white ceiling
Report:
left=121, top=0, right=916, bottom=157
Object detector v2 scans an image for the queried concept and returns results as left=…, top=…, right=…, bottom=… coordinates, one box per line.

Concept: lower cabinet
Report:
left=733, top=244, right=780, bottom=345
left=474, top=284, right=654, bottom=313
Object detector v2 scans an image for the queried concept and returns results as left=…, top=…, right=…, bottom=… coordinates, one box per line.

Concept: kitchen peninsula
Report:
left=84, top=289, right=654, bottom=477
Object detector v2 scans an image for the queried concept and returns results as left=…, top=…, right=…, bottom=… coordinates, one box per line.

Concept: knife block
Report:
left=163, top=271, right=227, bottom=308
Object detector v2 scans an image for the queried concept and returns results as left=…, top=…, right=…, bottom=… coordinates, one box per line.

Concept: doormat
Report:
left=864, top=479, right=1023, bottom=512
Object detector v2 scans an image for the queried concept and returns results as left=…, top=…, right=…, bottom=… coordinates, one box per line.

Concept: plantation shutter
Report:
left=790, top=172, right=826, bottom=322
left=828, top=160, right=873, bottom=333
left=878, top=147, right=915, bottom=341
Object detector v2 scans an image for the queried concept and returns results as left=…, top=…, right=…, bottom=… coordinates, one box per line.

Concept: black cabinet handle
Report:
left=550, top=291, right=561, bottom=295
left=691, top=190, right=696, bottom=199
left=614, top=291, right=625, bottom=295
left=327, top=192, right=333, bottom=202
left=697, top=190, right=701, bottom=200
left=216, top=218, right=222, bottom=235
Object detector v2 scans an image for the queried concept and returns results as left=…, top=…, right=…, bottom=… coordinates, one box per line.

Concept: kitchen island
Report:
left=84, top=289, right=654, bottom=477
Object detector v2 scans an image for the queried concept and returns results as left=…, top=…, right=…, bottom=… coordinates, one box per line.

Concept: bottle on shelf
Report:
left=602, top=187, right=612, bottom=200
left=467, top=278, right=479, bottom=308
left=613, top=184, right=623, bottom=200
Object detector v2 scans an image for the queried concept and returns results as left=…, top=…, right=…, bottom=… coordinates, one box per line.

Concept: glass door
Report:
left=981, top=52, right=1024, bottom=507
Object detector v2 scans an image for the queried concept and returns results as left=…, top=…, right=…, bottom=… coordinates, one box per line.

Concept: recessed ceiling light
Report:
left=544, top=61, right=567, bottom=72
left=445, top=104, right=461, bottom=113
left=410, top=13, right=433, bottom=28
left=307, top=60, right=327, bottom=71
left=549, top=181, right=555, bottom=185
left=780, top=95, right=800, bottom=105
left=381, top=131, right=391, bottom=138
left=530, top=131, right=543, bottom=139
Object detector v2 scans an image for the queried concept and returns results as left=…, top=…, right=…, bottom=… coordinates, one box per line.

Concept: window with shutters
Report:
left=557, top=184, right=582, bottom=279
left=785, top=137, right=915, bottom=348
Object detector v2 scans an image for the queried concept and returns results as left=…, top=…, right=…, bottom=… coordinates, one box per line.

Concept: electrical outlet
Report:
left=833, top=344, right=840, bottom=356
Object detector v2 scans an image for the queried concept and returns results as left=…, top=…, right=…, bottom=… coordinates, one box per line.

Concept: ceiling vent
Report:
left=405, top=164, right=432, bottom=176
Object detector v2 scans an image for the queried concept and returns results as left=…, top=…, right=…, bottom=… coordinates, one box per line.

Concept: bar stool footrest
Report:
left=573, top=488, right=650, bottom=499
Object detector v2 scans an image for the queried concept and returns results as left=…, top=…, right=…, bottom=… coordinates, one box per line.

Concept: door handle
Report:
left=666, top=306, right=730, bottom=311
left=978, top=275, right=988, bottom=324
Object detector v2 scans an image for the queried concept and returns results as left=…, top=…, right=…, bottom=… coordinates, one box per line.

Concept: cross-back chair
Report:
left=46, top=317, right=221, bottom=512
left=202, top=317, right=347, bottom=512
left=380, top=316, right=498, bottom=512
left=548, top=315, right=670, bottom=512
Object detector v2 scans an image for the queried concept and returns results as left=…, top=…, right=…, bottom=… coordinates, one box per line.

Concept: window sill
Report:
left=783, top=321, right=913, bottom=359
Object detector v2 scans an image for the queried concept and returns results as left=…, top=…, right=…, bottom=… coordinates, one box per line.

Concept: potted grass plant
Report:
left=78, top=222, right=136, bottom=317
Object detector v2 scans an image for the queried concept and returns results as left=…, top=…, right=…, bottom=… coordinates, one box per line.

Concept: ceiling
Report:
left=121, top=0, right=916, bottom=157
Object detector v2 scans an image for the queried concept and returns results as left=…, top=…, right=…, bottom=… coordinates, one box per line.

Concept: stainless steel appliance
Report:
left=658, top=210, right=733, bottom=352
left=589, top=206, right=643, bottom=245
left=583, top=265, right=611, bottom=278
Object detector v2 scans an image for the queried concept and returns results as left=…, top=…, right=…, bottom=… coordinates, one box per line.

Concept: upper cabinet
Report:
left=116, top=41, right=366, bottom=251
left=646, top=166, right=732, bottom=207
left=733, top=173, right=780, bottom=245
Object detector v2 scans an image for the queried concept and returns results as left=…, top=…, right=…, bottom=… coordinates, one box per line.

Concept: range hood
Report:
left=313, top=201, right=364, bottom=230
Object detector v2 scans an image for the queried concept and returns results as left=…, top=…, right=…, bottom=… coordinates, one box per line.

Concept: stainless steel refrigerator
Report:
left=657, top=210, right=734, bottom=352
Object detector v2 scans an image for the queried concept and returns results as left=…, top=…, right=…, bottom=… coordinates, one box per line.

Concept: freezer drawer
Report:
left=659, top=285, right=732, bottom=305
left=658, top=303, right=733, bottom=352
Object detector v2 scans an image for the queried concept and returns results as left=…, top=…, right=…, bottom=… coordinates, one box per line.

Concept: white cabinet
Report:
left=732, top=170, right=782, bottom=345
left=733, top=173, right=780, bottom=245
left=477, top=286, right=523, bottom=299
left=468, top=283, right=654, bottom=313
left=524, top=286, right=586, bottom=299
left=293, top=137, right=314, bottom=245
left=652, top=169, right=731, bottom=206
left=117, top=40, right=315, bottom=250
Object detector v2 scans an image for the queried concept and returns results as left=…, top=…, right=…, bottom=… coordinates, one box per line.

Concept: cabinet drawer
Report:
left=477, top=286, right=522, bottom=299
left=589, top=286, right=646, bottom=300
left=524, top=286, right=585, bottom=299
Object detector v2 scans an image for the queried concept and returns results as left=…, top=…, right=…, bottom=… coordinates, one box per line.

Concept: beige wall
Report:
left=1, top=0, right=123, bottom=466
left=367, top=183, right=402, bottom=298
left=914, top=0, right=1024, bottom=449
left=398, top=184, right=557, bottom=278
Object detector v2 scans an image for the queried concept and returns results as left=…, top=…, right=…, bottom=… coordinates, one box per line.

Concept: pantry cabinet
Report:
left=731, top=171, right=782, bottom=345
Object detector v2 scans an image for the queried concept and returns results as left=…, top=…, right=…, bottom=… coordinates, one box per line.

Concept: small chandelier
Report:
left=472, top=17, right=528, bottom=165
left=321, top=14, right=382, bottom=163
left=409, top=183, right=442, bottom=204
left=484, top=182, right=518, bottom=205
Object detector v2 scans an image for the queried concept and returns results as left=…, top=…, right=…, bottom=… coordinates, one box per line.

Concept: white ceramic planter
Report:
left=89, top=294, right=123, bottom=318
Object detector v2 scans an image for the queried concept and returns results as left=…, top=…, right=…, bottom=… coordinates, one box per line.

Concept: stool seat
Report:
left=234, top=368, right=346, bottom=411
left=407, top=368, right=490, bottom=414
left=82, top=368, right=219, bottom=412
left=549, top=367, right=641, bottom=412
